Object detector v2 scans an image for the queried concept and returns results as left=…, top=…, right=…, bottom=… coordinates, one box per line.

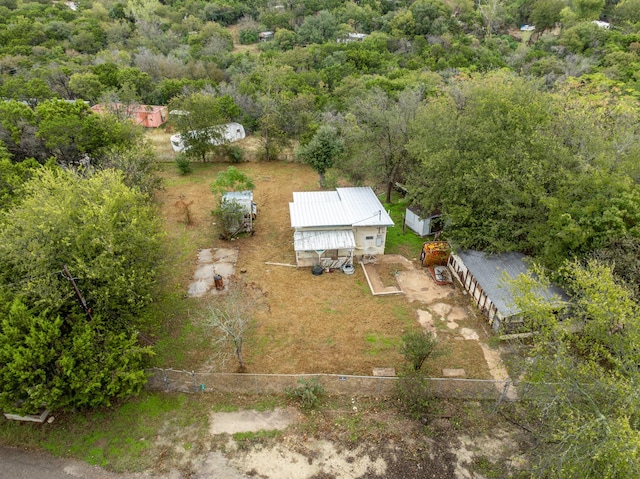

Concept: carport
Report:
left=293, top=230, right=355, bottom=269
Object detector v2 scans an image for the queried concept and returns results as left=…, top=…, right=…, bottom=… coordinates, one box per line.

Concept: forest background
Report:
left=1, top=0, right=640, bottom=476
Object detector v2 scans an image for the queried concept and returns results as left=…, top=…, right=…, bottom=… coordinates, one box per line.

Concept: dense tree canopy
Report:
left=406, top=72, right=640, bottom=268
left=511, top=261, right=640, bottom=478
left=0, top=168, right=162, bottom=330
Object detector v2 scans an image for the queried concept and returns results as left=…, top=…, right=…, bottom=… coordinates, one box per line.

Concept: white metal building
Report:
left=405, top=205, right=443, bottom=237
left=289, top=187, right=394, bottom=268
left=170, top=123, right=246, bottom=152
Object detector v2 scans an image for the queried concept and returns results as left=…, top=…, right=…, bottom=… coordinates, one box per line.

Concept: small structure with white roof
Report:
left=170, top=123, right=245, bottom=152
left=222, top=190, right=256, bottom=233
left=289, top=187, right=394, bottom=269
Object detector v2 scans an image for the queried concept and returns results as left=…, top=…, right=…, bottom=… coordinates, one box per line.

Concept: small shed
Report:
left=448, top=250, right=565, bottom=331
left=337, top=33, right=367, bottom=43
left=405, top=206, right=443, bottom=237
left=222, top=191, right=256, bottom=232
left=289, top=187, right=394, bottom=268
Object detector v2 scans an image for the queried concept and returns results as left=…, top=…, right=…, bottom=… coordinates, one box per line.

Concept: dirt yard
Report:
left=155, top=155, right=500, bottom=381
left=136, top=139, right=528, bottom=479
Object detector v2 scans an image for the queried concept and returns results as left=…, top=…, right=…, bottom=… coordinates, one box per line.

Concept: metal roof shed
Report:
left=448, top=250, right=565, bottom=330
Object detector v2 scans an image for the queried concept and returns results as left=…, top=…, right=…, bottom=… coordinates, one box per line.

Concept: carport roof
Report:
left=293, top=230, right=356, bottom=252
left=455, top=250, right=566, bottom=318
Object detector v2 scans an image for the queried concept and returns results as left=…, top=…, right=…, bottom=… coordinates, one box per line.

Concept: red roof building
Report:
left=90, top=104, right=168, bottom=128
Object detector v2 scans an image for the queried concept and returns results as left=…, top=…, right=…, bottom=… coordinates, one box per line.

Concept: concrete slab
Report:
left=188, top=280, right=213, bottom=298
left=209, top=408, right=297, bottom=435
left=442, top=368, right=466, bottom=378
left=459, top=328, right=479, bottom=340
left=198, top=248, right=214, bottom=263
left=214, top=249, right=239, bottom=262
left=188, top=247, right=238, bottom=298
left=372, top=368, right=396, bottom=377
left=430, top=302, right=452, bottom=318
left=193, top=264, right=215, bottom=280
left=416, top=309, right=436, bottom=334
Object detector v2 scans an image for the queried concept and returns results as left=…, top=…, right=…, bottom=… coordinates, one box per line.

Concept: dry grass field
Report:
left=150, top=135, right=493, bottom=379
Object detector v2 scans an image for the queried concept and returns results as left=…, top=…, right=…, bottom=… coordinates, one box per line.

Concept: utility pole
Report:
left=61, top=265, right=92, bottom=320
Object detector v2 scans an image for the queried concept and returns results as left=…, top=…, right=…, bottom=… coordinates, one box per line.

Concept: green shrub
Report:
left=286, top=377, right=324, bottom=409
left=175, top=155, right=192, bottom=175
left=239, top=29, right=259, bottom=44
left=394, top=370, right=436, bottom=420
left=400, top=330, right=440, bottom=371
left=226, top=144, right=245, bottom=163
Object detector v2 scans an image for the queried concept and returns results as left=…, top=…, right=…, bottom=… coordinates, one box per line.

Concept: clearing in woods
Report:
left=154, top=147, right=494, bottom=379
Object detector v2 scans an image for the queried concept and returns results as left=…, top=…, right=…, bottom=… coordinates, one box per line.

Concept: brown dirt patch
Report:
left=155, top=160, right=498, bottom=380
left=375, top=262, right=406, bottom=288
left=145, top=129, right=175, bottom=162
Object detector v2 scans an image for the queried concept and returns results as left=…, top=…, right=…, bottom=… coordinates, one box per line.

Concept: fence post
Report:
left=494, top=380, right=511, bottom=412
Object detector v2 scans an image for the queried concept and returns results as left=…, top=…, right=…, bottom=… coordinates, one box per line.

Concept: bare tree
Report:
left=202, top=281, right=256, bottom=372
left=478, top=0, right=504, bottom=39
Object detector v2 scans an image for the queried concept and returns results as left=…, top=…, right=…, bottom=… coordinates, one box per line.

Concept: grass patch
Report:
left=381, top=194, right=428, bottom=258
left=232, top=429, right=282, bottom=442
left=0, top=392, right=206, bottom=473
left=364, top=332, right=398, bottom=356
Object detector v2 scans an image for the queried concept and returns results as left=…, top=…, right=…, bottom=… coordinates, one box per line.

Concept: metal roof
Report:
left=293, top=230, right=356, bottom=252
left=223, top=191, right=253, bottom=202
left=456, top=250, right=565, bottom=318
left=289, top=187, right=394, bottom=228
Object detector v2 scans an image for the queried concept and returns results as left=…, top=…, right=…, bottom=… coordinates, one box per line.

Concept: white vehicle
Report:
left=170, top=123, right=246, bottom=152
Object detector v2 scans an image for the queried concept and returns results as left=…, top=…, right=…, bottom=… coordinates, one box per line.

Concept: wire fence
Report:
left=145, top=368, right=515, bottom=403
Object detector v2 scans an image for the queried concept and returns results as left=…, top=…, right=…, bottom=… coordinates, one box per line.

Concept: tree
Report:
left=478, top=0, right=505, bottom=39
left=211, top=166, right=256, bottom=239
left=409, top=0, right=454, bottom=36
left=573, top=0, right=605, bottom=20
left=592, top=236, right=640, bottom=301
left=0, top=299, right=151, bottom=414
left=69, top=72, right=105, bottom=103
left=295, top=125, right=344, bottom=187
left=344, top=86, right=424, bottom=203
left=0, top=168, right=162, bottom=330
left=406, top=73, right=564, bottom=254
left=35, top=99, right=141, bottom=165
left=400, top=330, right=441, bottom=371
left=0, top=100, right=43, bottom=163
left=202, top=282, right=256, bottom=372
left=531, top=0, right=565, bottom=33
left=214, top=200, right=250, bottom=240
left=0, top=156, right=40, bottom=210
left=612, top=0, right=640, bottom=24
left=510, top=260, right=640, bottom=478
left=169, top=93, right=241, bottom=161
left=0, top=77, right=54, bottom=107
left=296, top=11, right=339, bottom=45
left=97, top=141, right=163, bottom=196
left=210, top=166, right=255, bottom=197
